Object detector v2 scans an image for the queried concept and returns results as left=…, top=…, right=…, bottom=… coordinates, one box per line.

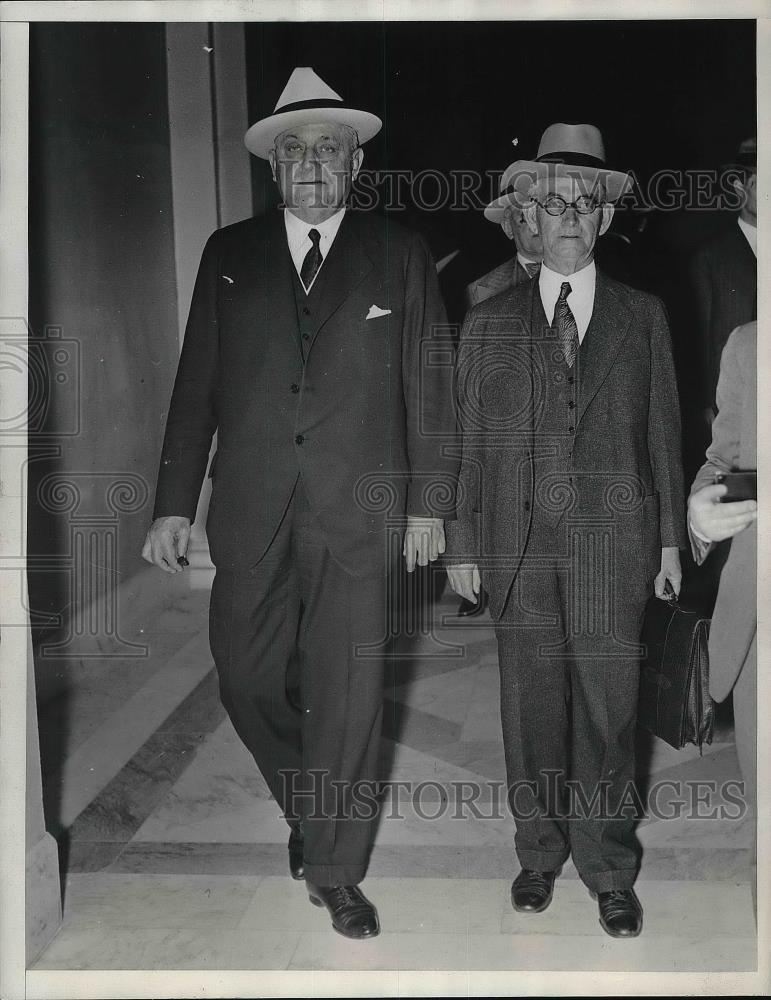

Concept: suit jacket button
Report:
left=523, top=500, right=531, bottom=511
left=303, top=307, right=311, bottom=316
left=290, top=383, right=300, bottom=393
left=568, top=400, right=575, bottom=409
left=302, top=333, right=310, bottom=341
left=295, top=434, right=304, bottom=445
left=568, top=425, right=574, bottom=433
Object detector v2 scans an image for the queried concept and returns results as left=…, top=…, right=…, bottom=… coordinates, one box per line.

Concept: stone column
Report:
left=0, top=23, right=62, bottom=982
left=165, top=22, right=253, bottom=589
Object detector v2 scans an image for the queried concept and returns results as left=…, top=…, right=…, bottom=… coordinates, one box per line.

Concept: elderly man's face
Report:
left=502, top=207, right=543, bottom=260
left=525, top=175, right=614, bottom=275
left=269, top=122, right=363, bottom=224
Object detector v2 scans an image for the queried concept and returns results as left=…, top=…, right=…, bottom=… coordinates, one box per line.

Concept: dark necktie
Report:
left=300, top=228, right=323, bottom=290
left=553, top=281, right=579, bottom=368
left=523, top=261, right=540, bottom=279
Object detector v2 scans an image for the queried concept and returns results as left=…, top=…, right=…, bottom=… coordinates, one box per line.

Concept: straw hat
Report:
left=244, top=67, right=382, bottom=159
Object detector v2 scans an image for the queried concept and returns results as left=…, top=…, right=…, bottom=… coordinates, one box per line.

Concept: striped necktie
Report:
left=300, top=228, right=323, bottom=290
left=553, top=281, right=579, bottom=368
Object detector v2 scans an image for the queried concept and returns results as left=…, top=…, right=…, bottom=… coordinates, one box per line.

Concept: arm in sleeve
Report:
left=152, top=232, right=221, bottom=521
left=401, top=232, right=460, bottom=519
left=647, top=296, right=687, bottom=549
left=687, top=328, right=744, bottom=564
left=444, top=309, right=483, bottom=564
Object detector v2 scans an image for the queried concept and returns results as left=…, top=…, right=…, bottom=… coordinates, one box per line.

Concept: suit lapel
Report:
left=526, top=278, right=546, bottom=452
left=577, top=270, right=633, bottom=424
left=728, top=222, right=756, bottom=269
left=307, top=212, right=374, bottom=349
left=260, top=212, right=302, bottom=359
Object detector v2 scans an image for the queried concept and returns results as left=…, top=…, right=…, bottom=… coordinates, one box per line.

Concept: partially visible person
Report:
left=465, top=163, right=544, bottom=308
left=688, top=320, right=758, bottom=914
left=689, top=138, right=757, bottom=421
left=456, top=163, right=544, bottom=617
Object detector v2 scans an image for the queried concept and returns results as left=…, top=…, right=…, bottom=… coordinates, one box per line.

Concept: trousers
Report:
left=208, top=479, right=390, bottom=886
left=494, top=531, right=648, bottom=894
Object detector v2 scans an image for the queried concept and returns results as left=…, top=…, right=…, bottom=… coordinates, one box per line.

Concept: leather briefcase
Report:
left=637, top=592, right=714, bottom=750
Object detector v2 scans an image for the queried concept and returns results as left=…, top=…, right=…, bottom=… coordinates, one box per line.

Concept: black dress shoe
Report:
left=288, top=828, right=304, bottom=880
left=511, top=868, right=559, bottom=913
left=307, top=883, right=380, bottom=939
left=593, top=889, right=643, bottom=938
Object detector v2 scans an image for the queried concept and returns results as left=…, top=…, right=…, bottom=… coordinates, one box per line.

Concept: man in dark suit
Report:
left=446, top=124, right=686, bottom=938
left=143, top=68, right=458, bottom=939
left=689, top=138, right=757, bottom=418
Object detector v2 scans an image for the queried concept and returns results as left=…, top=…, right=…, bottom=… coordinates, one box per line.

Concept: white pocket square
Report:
left=366, top=304, right=391, bottom=320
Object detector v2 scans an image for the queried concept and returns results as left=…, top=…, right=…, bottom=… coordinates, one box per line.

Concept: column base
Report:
left=26, top=831, right=62, bottom=965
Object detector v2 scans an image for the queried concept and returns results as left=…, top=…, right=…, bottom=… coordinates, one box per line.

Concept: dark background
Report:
left=245, top=19, right=756, bottom=294
left=28, top=19, right=756, bottom=644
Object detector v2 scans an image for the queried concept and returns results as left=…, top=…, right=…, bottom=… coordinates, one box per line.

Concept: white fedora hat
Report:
left=484, top=123, right=633, bottom=220
left=244, top=67, right=382, bottom=159
left=484, top=159, right=531, bottom=224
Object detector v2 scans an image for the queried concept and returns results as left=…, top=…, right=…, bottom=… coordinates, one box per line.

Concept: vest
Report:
left=529, top=297, right=585, bottom=544
left=288, top=265, right=330, bottom=510
left=291, top=266, right=328, bottom=362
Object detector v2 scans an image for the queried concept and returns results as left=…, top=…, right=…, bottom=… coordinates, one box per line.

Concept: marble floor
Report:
left=30, top=571, right=759, bottom=980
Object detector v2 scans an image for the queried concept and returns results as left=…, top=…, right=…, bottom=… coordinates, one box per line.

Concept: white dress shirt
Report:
left=538, top=260, right=596, bottom=343
left=737, top=216, right=757, bottom=257
left=284, top=206, right=346, bottom=292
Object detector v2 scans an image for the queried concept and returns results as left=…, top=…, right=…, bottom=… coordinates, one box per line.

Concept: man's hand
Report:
left=689, top=483, right=758, bottom=543
left=654, top=545, right=682, bottom=600
left=142, top=516, right=191, bottom=574
left=446, top=564, right=481, bottom=604
left=403, top=516, right=445, bottom=572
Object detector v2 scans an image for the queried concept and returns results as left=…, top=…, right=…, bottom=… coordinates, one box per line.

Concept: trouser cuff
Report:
left=303, top=861, right=368, bottom=887
left=579, top=867, right=638, bottom=893
left=516, top=848, right=570, bottom=872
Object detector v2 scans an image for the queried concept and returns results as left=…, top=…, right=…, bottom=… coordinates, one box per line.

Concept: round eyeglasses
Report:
left=535, top=195, right=602, bottom=216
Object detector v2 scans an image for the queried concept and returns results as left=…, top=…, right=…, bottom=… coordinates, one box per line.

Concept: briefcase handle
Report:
left=663, top=579, right=678, bottom=604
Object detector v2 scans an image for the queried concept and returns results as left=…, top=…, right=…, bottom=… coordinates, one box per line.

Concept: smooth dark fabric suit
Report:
left=154, top=209, right=458, bottom=885
left=446, top=269, right=686, bottom=892
left=689, top=223, right=756, bottom=410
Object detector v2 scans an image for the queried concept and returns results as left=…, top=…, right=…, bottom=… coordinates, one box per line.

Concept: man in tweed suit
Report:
left=456, top=164, right=543, bottom=617
left=446, top=124, right=686, bottom=938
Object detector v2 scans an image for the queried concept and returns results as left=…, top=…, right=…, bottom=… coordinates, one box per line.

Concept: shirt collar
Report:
left=284, top=206, right=346, bottom=249
left=539, top=259, right=596, bottom=299
left=737, top=216, right=757, bottom=257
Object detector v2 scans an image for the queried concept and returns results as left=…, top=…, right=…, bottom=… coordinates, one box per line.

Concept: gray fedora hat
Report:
left=484, top=123, right=633, bottom=220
